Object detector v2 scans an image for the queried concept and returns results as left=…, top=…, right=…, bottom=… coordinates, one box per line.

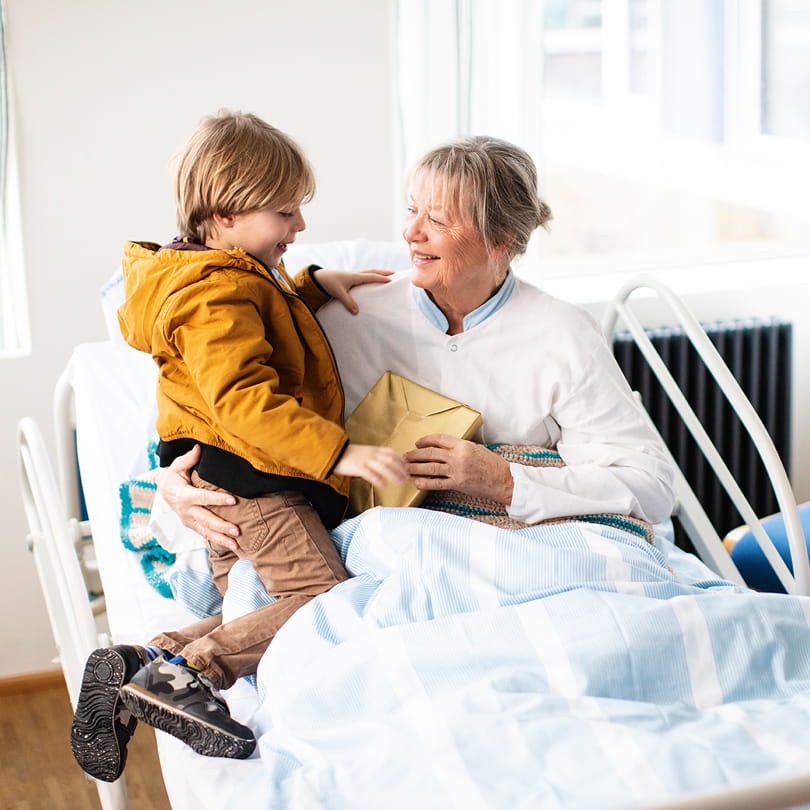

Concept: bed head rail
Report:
left=602, top=274, right=809, bottom=595
left=53, top=364, right=83, bottom=523
left=17, top=417, right=107, bottom=704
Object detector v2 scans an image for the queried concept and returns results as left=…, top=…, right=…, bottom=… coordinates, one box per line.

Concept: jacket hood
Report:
left=118, top=241, right=273, bottom=353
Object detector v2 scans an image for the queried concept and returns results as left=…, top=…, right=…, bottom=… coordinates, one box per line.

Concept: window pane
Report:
left=761, top=0, right=810, bottom=140
left=628, top=0, right=650, bottom=94
left=544, top=0, right=603, bottom=103
left=545, top=0, right=602, bottom=29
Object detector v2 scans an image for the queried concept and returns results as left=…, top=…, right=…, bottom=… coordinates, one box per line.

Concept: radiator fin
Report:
left=612, top=318, right=792, bottom=547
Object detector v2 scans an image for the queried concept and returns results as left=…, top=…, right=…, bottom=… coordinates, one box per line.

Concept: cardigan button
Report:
left=449, top=344, right=458, bottom=352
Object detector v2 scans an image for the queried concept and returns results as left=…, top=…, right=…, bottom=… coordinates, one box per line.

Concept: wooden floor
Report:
left=0, top=672, right=172, bottom=810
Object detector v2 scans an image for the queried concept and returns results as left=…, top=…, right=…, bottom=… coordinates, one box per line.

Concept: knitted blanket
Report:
left=422, top=444, right=655, bottom=543
left=118, top=467, right=176, bottom=597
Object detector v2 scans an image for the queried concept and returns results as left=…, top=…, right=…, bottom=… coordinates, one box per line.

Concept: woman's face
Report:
left=402, top=172, right=499, bottom=298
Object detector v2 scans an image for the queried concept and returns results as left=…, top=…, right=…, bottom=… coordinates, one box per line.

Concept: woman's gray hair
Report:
left=409, top=135, right=552, bottom=260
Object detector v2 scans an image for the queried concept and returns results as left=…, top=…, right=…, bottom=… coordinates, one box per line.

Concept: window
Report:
left=0, top=5, right=29, bottom=357
left=760, top=0, right=810, bottom=141
left=394, top=0, right=543, bottom=176
left=537, top=0, right=810, bottom=273
left=542, top=0, right=658, bottom=128
left=394, top=0, right=810, bottom=281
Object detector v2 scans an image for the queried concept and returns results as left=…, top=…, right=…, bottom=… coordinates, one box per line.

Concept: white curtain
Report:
left=0, top=3, right=29, bottom=357
left=394, top=0, right=545, bottom=176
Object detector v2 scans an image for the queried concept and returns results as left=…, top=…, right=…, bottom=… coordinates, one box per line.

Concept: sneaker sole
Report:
left=120, top=683, right=256, bottom=760
left=70, top=648, right=134, bottom=782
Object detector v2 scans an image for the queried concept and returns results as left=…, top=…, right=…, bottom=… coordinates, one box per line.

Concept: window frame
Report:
left=0, top=6, right=30, bottom=359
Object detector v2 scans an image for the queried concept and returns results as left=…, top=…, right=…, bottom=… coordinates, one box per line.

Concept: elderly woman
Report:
left=162, top=135, right=675, bottom=550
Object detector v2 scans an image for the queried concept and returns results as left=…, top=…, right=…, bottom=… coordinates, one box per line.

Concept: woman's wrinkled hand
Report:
left=404, top=434, right=515, bottom=504
left=156, top=444, right=242, bottom=553
left=313, top=268, right=394, bottom=314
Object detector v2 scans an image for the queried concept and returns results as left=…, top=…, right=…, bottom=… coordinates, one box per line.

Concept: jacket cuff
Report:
left=293, top=264, right=330, bottom=310
left=326, top=437, right=351, bottom=478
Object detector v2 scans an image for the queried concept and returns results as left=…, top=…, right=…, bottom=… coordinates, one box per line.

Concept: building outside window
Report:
left=538, top=0, right=809, bottom=275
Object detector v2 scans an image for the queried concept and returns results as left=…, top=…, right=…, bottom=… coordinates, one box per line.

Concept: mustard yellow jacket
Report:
left=118, top=241, right=350, bottom=497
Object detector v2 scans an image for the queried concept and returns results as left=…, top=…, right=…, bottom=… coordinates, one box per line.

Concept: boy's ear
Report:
left=212, top=212, right=236, bottom=230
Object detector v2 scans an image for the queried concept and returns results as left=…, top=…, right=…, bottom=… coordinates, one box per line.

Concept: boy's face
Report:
left=209, top=205, right=306, bottom=269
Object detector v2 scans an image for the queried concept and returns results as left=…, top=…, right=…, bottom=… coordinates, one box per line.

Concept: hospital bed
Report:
left=17, top=241, right=810, bottom=810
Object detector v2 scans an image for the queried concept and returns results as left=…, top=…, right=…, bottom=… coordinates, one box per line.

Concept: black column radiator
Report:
left=612, top=317, right=792, bottom=545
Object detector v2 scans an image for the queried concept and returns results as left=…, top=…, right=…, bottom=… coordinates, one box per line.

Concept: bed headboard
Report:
left=602, top=275, right=809, bottom=595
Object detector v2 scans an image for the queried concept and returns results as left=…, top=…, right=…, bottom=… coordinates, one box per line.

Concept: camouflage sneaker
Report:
left=119, top=659, right=256, bottom=759
left=70, top=645, right=150, bottom=782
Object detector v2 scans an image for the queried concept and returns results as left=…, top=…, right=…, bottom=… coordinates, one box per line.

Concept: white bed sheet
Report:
left=68, top=341, right=262, bottom=810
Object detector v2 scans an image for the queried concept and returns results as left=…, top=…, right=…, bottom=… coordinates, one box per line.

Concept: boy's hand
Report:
left=313, top=268, right=395, bottom=314
left=333, top=443, right=409, bottom=488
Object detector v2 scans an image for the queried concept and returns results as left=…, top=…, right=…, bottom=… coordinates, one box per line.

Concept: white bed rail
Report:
left=634, top=769, right=810, bottom=810
left=51, top=365, right=106, bottom=612
left=17, top=416, right=129, bottom=810
left=53, top=364, right=83, bottom=523
left=602, top=274, right=809, bottom=595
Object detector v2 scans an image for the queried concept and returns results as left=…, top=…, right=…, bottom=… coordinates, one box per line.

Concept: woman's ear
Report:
left=490, top=230, right=516, bottom=261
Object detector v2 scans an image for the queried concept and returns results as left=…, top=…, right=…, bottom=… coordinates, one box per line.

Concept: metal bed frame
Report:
left=18, top=413, right=124, bottom=810
left=603, top=274, right=809, bottom=596
left=16, top=275, right=810, bottom=810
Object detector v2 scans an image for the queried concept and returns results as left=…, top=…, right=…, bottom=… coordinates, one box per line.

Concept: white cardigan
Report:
left=317, top=271, right=676, bottom=526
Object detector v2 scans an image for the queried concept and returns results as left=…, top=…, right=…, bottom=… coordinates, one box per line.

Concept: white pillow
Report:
left=283, top=239, right=410, bottom=275
left=100, top=266, right=128, bottom=346
left=99, top=265, right=160, bottom=478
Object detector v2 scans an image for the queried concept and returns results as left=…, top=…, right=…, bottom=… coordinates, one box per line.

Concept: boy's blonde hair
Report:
left=174, top=111, right=315, bottom=244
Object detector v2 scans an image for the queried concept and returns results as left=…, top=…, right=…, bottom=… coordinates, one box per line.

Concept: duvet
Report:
left=201, top=507, right=810, bottom=810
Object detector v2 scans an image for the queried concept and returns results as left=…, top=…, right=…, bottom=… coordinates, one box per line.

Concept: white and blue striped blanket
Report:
left=213, top=506, right=810, bottom=810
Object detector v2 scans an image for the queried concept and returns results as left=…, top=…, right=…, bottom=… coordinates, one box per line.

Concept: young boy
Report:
left=70, top=111, right=407, bottom=781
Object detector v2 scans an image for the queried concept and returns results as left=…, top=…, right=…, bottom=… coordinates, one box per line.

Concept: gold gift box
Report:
left=344, top=371, right=482, bottom=515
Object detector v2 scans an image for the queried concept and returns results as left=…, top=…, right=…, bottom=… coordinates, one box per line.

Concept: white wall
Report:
left=2, top=0, right=396, bottom=678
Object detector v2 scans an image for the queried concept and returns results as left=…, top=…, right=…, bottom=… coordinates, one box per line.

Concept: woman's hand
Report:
left=404, top=434, right=515, bottom=504
left=156, top=445, right=242, bottom=553
left=333, top=444, right=409, bottom=489
left=313, top=268, right=394, bottom=314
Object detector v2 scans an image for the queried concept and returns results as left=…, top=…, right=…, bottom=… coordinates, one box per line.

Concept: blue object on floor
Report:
left=729, top=501, right=810, bottom=592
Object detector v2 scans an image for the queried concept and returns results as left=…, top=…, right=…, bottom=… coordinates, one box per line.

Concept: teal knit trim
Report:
left=119, top=475, right=175, bottom=599
left=487, top=444, right=562, bottom=462
left=146, top=435, right=160, bottom=470
left=570, top=514, right=650, bottom=541
left=437, top=502, right=506, bottom=520
left=431, top=499, right=649, bottom=541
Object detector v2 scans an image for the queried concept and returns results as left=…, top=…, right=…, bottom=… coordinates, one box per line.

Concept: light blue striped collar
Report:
left=411, top=271, right=515, bottom=333
left=271, top=265, right=290, bottom=289
left=272, top=260, right=292, bottom=290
